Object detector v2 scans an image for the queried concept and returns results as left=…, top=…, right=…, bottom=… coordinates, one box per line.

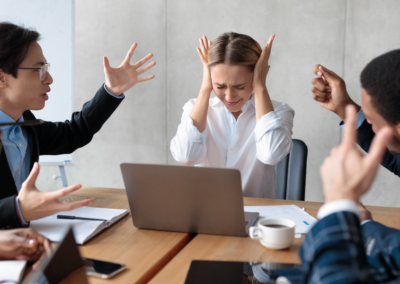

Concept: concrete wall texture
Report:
left=36, top=0, right=400, bottom=207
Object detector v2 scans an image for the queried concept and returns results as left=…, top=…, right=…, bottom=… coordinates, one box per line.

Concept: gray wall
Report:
left=37, top=0, right=400, bottom=207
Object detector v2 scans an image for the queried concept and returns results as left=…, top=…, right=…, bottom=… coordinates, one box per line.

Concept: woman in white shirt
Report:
left=170, top=32, right=294, bottom=198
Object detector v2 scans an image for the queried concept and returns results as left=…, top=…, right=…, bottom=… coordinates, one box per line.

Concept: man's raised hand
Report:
left=311, top=65, right=359, bottom=121
left=320, top=105, right=393, bottom=203
left=104, top=43, right=156, bottom=96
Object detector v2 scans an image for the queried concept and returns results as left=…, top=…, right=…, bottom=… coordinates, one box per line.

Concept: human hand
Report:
left=358, top=202, right=373, bottom=222
left=104, top=43, right=156, bottom=96
left=311, top=65, right=360, bottom=121
left=19, top=162, right=93, bottom=222
left=196, top=35, right=213, bottom=93
left=320, top=105, right=393, bottom=203
left=0, top=229, right=50, bottom=262
left=253, top=34, right=275, bottom=91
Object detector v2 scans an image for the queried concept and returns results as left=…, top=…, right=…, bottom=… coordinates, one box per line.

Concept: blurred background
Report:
left=4, top=0, right=400, bottom=206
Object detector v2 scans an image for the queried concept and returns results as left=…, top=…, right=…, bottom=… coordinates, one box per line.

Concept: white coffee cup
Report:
left=249, top=218, right=295, bottom=250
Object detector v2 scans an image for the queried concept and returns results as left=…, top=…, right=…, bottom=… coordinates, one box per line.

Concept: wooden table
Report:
left=58, top=187, right=193, bottom=284
left=149, top=198, right=400, bottom=284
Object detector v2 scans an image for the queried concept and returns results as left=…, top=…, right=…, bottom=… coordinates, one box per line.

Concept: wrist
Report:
left=253, top=84, right=267, bottom=93
left=336, top=100, right=361, bottom=121
left=104, top=83, right=123, bottom=97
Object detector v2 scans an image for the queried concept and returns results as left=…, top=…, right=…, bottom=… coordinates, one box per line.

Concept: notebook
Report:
left=0, top=260, right=27, bottom=283
left=30, top=207, right=129, bottom=245
left=244, top=205, right=317, bottom=236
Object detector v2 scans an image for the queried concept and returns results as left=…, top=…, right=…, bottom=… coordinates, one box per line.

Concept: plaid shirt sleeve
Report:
left=299, top=211, right=373, bottom=284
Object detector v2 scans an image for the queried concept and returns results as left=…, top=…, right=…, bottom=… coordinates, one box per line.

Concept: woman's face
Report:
left=210, top=64, right=254, bottom=113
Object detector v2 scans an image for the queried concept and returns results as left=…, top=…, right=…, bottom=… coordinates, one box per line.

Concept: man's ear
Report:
left=0, top=69, right=7, bottom=88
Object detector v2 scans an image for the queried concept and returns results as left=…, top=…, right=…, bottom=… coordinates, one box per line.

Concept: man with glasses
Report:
left=0, top=22, right=156, bottom=228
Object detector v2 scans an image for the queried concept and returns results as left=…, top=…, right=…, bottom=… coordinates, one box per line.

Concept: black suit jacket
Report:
left=358, top=119, right=400, bottom=176
left=0, top=85, right=123, bottom=228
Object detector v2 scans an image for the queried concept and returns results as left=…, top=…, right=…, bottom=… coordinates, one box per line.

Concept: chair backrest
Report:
left=275, top=139, right=308, bottom=201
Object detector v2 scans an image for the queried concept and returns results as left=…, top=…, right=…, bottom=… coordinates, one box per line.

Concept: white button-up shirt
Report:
left=170, top=95, right=294, bottom=198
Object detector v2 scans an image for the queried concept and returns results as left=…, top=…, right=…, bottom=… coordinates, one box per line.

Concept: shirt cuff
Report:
left=361, top=219, right=372, bottom=226
left=339, top=109, right=365, bottom=129
left=103, top=84, right=125, bottom=99
left=253, top=111, right=282, bottom=142
left=15, top=196, right=29, bottom=227
left=317, top=199, right=360, bottom=220
left=179, top=117, right=207, bottom=144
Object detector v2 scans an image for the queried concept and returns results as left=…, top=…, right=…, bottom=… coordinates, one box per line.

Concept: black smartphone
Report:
left=184, top=260, right=301, bottom=284
left=83, top=258, right=126, bottom=279
left=0, top=119, right=44, bottom=127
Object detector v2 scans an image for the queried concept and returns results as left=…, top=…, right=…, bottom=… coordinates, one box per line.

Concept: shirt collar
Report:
left=0, top=110, right=24, bottom=131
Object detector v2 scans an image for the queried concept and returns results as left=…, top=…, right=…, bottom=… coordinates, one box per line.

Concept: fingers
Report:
left=199, top=37, right=207, bottom=57
left=50, top=184, right=82, bottom=199
left=59, top=199, right=93, bottom=211
left=137, top=61, right=156, bottom=76
left=365, top=126, right=393, bottom=169
left=312, top=77, right=330, bottom=91
left=312, top=87, right=331, bottom=102
left=103, top=56, right=111, bottom=71
left=342, top=105, right=358, bottom=147
left=137, top=74, right=156, bottom=83
left=24, top=162, right=40, bottom=188
left=10, top=235, right=37, bottom=249
left=265, top=34, right=275, bottom=57
left=203, top=35, right=209, bottom=49
left=133, top=53, right=154, bottom=69
left=196, top=47, right=206, bottom=63
left=123, top=43, right=138, bottom=65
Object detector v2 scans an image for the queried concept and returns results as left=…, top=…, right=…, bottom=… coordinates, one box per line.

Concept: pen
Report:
left=57, top=215, right=109, bottom=222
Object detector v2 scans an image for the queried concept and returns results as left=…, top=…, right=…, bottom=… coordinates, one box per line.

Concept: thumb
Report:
left=24, top=162, right=40, bottom=188
left=319, top=66, right=338, bottom=83
left=11, top=236, right=37, bottom=249
left=103, top=56, right=111, bottom=72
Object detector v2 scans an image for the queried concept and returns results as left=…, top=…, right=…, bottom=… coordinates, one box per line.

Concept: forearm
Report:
left=190, top=88, right=211, bottom=133
left=336, top=100, right=361, bottom=122
left=35, top=85, right=124, bottom=155
left=254, top=86, right=274, bottom=122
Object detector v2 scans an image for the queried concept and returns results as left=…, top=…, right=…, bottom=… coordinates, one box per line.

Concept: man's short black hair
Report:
left=0, top=22, right=40, bottom=78
left=361, top=49, right=400, bottom=125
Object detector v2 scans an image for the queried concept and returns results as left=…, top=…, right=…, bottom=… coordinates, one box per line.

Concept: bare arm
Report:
left=190, top=36, right=213, bottom=133
left=253, top=34, right=275, bottom=122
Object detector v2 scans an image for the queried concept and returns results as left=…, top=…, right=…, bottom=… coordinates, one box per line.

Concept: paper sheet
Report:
left=244, top=205, right=317, bottom=234
left=31, top=206, right=128, bottom=244
left=0, top=260, right=26, bottom=283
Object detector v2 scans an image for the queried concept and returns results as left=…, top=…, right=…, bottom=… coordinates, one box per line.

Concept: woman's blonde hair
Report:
left=208, top=32, right=262, bottom=72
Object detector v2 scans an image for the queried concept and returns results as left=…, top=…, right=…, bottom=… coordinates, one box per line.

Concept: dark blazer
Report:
left=358, top=119, right=400, bottom=176
left=0, top=86, right=123, bottom=229
left=275, top=212, right=400, bottom=284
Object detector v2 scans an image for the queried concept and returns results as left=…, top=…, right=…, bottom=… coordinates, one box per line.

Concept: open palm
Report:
left=104, top=43, right=156, bottom=96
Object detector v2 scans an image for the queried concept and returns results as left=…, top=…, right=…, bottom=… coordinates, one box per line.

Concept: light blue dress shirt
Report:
left=0, top=84, right=123, bottom=225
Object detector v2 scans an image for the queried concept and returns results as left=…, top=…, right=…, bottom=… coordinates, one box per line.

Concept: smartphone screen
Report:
left=83, top=258, right=126, bottom=278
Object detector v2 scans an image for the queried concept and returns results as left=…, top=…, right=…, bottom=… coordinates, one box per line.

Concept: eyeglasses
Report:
left=18, top=62, right=50, bottom=81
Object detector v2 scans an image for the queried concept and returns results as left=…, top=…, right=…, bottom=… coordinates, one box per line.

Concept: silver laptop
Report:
left=120, top=163, right=259, bottom=237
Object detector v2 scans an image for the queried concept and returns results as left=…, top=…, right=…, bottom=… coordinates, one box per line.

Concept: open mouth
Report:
left=41, top=93, right=49, bottom=101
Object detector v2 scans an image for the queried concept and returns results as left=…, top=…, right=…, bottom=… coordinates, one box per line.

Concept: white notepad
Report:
left=30, top=207, right=129, bottom=245
left=244, top=205, right=317, bottom=234
left=0, top=260, right=27, bottom=283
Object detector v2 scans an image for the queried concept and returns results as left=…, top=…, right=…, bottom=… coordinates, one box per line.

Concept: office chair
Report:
left=275, top=139, right=308, bottom=201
